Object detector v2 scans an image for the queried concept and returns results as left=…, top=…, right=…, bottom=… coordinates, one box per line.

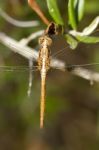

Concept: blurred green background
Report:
left=0, top=0, right=99, bottom=150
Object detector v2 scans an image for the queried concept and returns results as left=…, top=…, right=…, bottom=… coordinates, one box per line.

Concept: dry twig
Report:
left=28, top=0, right=50, bottom=25
left=0, top=8, right=39, bottom=27
left=19, top=30, right=44, bottom=45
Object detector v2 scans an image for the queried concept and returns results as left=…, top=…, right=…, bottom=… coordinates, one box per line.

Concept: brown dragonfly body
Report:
left=37, top=22, right=60, bottom=128
left=38, top=35, right=52, bottom=128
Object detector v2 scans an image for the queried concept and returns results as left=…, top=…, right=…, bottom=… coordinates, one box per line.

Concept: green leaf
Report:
left=65, top=34, right=78, bottom=49
left=68, top=0, right=85, bottom=29
left=69, top=16, right=99, bottom=37
left=46, top=0, right=64, bottom=25
left=76, top=35, right=99, bottom=43
left=68, top=0, right=77, bottom=29
left=77, top=0, right=85, bottom=21
left=82, top=16, right=99, bottom=35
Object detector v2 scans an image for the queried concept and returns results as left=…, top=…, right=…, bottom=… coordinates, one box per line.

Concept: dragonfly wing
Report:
left=52, top=63, right=99, bottom=72
left=0, top=66, right=39, bottom=72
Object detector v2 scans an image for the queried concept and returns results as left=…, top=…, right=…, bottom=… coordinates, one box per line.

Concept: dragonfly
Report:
left=0, top=22, right=99, bottom=129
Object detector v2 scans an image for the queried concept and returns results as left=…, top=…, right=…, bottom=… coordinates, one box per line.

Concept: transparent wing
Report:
left=0, top=66, right=39, bottom=72
left=0, top=65, right=39, bottom=98
left=0, top=62, right=99, bottom=72
left=66, top=63, right=99, bottom=69
left=53, top=63, right=99, bottom=71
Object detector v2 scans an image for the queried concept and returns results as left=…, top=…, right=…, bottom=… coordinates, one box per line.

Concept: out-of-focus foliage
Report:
left=65, top=34, right=78, bottom=49
left=46, top=0, right=64, bottom=25
left=68, top=16, right=99, bottom=46
left=46, top=0, right=99, bottom=49
left=68, top=0, right=85, bottom=29
left=0, top=0, right=99, bottom=150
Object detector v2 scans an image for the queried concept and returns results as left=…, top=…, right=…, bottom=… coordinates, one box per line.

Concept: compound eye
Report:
left=39, top=37, right=44, bottom=45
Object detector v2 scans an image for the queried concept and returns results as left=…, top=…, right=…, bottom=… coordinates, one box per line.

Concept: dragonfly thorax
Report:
left=38, top=35, right=51, bottom=72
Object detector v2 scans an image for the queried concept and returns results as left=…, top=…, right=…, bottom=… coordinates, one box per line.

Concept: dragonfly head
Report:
left=39, top=35, right=52, bottom=47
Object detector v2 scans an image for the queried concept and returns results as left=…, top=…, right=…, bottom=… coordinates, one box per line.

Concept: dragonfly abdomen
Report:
left=38, top=35, right=52, bottom=128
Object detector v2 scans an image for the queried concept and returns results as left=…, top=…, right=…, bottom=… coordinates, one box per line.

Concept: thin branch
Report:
left=27, top=59, right=34, bottom=97
left=0, top=8, right=40, bottom=27
left=0, top=32, right=38, bottom=60
left=19, top=30, right=44, bottom=45
left=72, top=67, right=99, bottom=82
left=28, top=0, right=50, bottom=25
left=0, top=32, right=99, bottom=83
